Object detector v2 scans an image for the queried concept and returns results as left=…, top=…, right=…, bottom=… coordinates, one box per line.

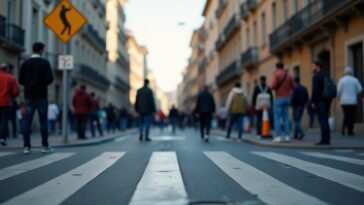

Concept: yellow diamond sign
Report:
left=44, top=0, right=87, bottom=44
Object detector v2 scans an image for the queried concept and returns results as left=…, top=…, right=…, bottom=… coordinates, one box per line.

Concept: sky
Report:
left=125, top=0, right=207, bottom=93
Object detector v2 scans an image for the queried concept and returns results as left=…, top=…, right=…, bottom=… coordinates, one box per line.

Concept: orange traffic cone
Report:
left=245, top=118, right=251, bottom=133
left=261, top=108, right=271, bottom=138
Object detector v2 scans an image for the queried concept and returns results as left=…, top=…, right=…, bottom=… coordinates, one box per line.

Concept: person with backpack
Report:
left=337, top=67, right=363, bottom=136
left=195, top=86, right=216, bottom=143
left=225, top=82, right=248, bottom=142
left=252, top=76, right=273, bottom=138
left=311, top=60, right=336, bottom=145
left=291, top=77, right=309, bottom=140
left=270, top=62, right=295, bottom=143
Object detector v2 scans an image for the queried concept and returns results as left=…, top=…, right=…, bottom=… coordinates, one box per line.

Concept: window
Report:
left=261, top=12, right=266, bottom=45
left=246, top=28, right=250, bottom=49
left=292, top=0, right=298, bottom=15
left=283, top=0, right=288, bottom=21
left=31, top=8, right=39, bottom=43
left=272, top=2, right=277, bottom=30
left=253, top=21, right=257, bottom=47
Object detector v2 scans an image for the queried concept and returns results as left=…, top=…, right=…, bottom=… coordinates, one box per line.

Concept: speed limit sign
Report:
left=58, top=55, right=74, bottom=70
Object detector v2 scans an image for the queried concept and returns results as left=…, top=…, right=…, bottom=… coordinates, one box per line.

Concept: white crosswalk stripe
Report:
left=204, top=151, right=328, bottom=205
left=114, top=135, right=133, bottom=142
left=3, top=152, right=125, bottom=205
left=0, top=153, right=74, bottom=181
left=129, top=152, right=188, bottom=205
left=253, top=152, right=364, bottom=193
left=358, top=153, right=364, bottom=157
left=302, top=152, right=364, bottom=166
left=150, top=136, right=186, bottom=141
left=0, top=152, right=13, bottom=158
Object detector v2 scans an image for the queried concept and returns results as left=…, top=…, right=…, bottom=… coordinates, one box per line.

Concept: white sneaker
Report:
left=24, top=147, right=31, bottom=155
left=41, top=146, right=55, bottom=153
left=273, top=137, right=282, bottom=143
left=284, top=136, right=291, bottom=143
left=256, top=135, right=262, bottom=139
left=236, top=138, right=242, bottom=143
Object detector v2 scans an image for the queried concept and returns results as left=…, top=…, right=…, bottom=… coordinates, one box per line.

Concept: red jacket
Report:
left=270, top=69, right=295, bottom=99
left=90, top=97, right=100, bottom=112
left=72, top=89, right=92, bottom=115
left=0, top=71, right=20, bottom=107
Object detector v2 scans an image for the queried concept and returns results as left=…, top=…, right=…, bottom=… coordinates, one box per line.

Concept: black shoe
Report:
left=145, top=138, right=152, bottom=142
left=348, top=132, right=355, bottom=137
left=205, top=138, right=209, bottom=143
left=315, top=141, right=330, bottom=145
left=78, top=137, right=87, bottom=140
left=1, top=140, right=7, bottom=146
left=139, top=134, right=143, bottom=141
left=298, top=134, right=305, bottom=140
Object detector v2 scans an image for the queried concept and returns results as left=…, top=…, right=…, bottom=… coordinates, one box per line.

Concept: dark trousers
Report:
left=341, top=105, right=356, bottom=135
left=293, top=106, right=305, bottom=137
left=23, top=99, right=49, bottom=148
left=256, top=111, right=263, bottom=135
left=9, top=112, right=17, bottom=138
left=199, top=113, right=212, bottom=139
left=107, top=118, right=116, bottom=133
left=76, top=114, right=88, bottom=139
left=0, top=107, right=10, bottom=141
left=226, top=114, right=244, bottom=139
left=90, top=113, right=103, bottom=137
left=139, top=114, right=152, bottom=139
left=316, top=102, right=331, bottom=143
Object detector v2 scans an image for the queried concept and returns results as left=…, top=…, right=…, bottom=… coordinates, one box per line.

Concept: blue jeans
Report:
left=170, top=117, right=178, bottom=134
left=293, top=106, right=304, bottom=137
left=273, top=98, right=291, bottom=137
left=119, top=118, right=127, bottom=131
left=139, top=114, right=152, bottom=139
left=317, top=102, right=331, bottom=143
left=23, top=99, right=49, bottom=148
left=48, top=120, right=56, bottom=134
left=226, top=114, right=244, bottom=139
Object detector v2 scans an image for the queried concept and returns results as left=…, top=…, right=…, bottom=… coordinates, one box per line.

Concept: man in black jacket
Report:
left=311, top=61, right=332, bottom=145
left=291, top=77, right=309, bottom=140
left=195, top=86, right=216, bottom=143
left=19, top=42, right=54, bottom=154
left=135, top=79, right=156, bottom=141
left=169, top=105, right=179, bottom=135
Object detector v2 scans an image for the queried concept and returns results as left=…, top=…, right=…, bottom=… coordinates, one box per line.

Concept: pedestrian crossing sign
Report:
left=43, top=0, right=87, bottom=44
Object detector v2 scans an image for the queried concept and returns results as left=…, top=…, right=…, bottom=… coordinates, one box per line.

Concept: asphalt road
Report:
left=0, top=128, right=363, bottom=205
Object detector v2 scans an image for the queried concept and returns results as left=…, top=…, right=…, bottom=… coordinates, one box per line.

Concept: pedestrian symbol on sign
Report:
left=60, top=5, right=71, bottom=36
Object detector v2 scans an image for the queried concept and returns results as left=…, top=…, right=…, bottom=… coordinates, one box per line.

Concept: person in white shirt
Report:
left=48, top=101, right=59, bottom=135
left=337, top=67, right=363, bottom=136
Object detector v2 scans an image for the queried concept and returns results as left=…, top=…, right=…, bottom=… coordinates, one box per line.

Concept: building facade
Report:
left=182, top=0, right=364, bottom=132
left=106, top=0, right=130, bottom=109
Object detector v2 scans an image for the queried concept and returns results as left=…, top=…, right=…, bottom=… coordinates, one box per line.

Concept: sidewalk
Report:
left=211, top=129, right=364, bottom=149
left=0, top=129, right=138, bottom=149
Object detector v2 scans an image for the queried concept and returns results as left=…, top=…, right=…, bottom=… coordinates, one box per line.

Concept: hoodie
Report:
left=226, top=87, right=248, bottom=113
left=72, top=89, right=92, bottom=115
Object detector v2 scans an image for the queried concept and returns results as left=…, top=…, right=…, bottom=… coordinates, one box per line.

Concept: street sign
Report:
left=43, top=0, right=87, bottom=44
left=58, top=55, right=73, bottom=70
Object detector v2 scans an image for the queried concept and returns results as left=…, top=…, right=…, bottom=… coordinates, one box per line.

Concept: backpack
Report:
left=322, top=75, right=337, bottom=99
left=230, top=93, right=246, bottom=114
left=255, top=85, right=271, bottom=110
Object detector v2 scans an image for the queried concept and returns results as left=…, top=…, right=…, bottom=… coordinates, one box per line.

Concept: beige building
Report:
left=106, top=0, right=130, bottom=108
left=127, top=32, right=148, bottom=106
left=147, top=69, right=169, bottom=114
left=192, top=0, right=364, bottom=132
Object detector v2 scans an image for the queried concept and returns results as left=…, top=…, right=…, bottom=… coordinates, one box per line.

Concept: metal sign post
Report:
left=44, top=0, right=87, bottom=144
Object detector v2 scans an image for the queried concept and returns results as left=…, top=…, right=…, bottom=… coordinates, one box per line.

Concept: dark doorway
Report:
left=350, top=43, right=364, bottom=123
left=293, top=65, right=300, bottom=79
left=318, top=50, right=331, bottom=75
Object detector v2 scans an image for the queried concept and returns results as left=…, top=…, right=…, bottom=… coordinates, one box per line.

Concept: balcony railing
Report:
left=215, top=35, right=225, bottom=51
left=117, top=51, right=130, bottom=70
left=82, top=24, right=106, bottom=52
left=223, top=15, right=240, bottom=41
left=115, top=76, right=130, bottom=92
left=199, top=28, right=208, bottom=43
left=215, top=0, right=228, bottom=18
left=216, top=61, right=242, bottom=86
left=270, top=0, right=351, bottom=52
left=78, top=64, right=110, bottom=89
left=0, top=15, right=5, bottom=39
left=240, top=3, right=249, bottom=20
left=6, top=24, right=25, bottom=47
left=199, top=58, right=208, bottom=74
left=241, top=47, right=259, bottom=69
left=246, top=0, right=259, bottom=11
left=91, top=0, right=106, bottom=17
left=120, top=29, right=128, bottom=45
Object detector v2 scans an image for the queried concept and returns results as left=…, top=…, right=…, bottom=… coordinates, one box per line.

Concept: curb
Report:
left=210, top=130, right=364, bottom=150
left=1, top=129, right=138, bottom=150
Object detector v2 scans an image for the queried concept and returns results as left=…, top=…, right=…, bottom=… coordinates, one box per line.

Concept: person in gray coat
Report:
left=135, top=79, right=156, bottom=141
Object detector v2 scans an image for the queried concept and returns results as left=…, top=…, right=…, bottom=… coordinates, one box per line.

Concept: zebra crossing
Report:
left=0, top=150, right=363, bottom=205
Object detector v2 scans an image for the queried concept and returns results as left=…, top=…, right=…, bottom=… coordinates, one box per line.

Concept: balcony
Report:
left=241, top=47, right=259, bottom=69
left=91, top=0, right=106, bottom=17
left=240, top=3, right=249, bottom=20
left=77, top=64, right=110, bottom=90
left=199, top=28, right=208, bottom=43
left=215, top=35, right=225, bottom=51
left=117, top=51, right=130, bottom=70
left=270, top=0, right=353, bottom=53
left=223, top=15, right=240, bottom=41
left=246, top=0, right=259, bottom=11
left=216, top=61, right=242, bottom=87
left=1, top=24, right=25, bottom=52
left=115, top=76, right=130, bottom=92
left=215, top=0, right=228, bottom=18
left=199, top=58, right=208, bottom=74
left=82, top=24, right=106, bottom=53
left=120, top=29, right=128, bottom=45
